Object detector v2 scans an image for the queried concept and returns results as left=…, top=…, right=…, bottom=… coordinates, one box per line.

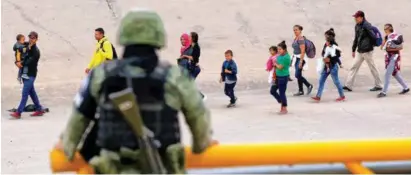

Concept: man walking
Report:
left=85, top=28, right=115, bottom=73
left=10, top=31, right=44, bottom=119
left=343, top=10, right=382, bottom=92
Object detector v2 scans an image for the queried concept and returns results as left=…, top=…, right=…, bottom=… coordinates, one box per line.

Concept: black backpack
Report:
left=100, top=40, right=118, bottom=60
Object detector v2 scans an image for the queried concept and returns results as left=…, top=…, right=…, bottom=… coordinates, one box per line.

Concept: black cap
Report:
left=28, top=31, right=38, bottom=39
left=353, top=10, right=365, bottom=18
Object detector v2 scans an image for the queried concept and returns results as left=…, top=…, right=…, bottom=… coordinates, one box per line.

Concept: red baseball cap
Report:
left=353, top=10, right=365, bottom=18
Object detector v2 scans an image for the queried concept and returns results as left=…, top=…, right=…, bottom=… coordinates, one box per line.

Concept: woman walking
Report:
left=177, top=33, right=192, bottom=71
left=377, top=24, right=409, bottom=98
left=270, top=41, right=291, bottom=114
left=188, top=32, right=202, bottom=79
left=322, top=28, right=342, bottom=68
left=312, top=31, right=345, bottom=102
left=292, top=25, right=313, bottom=96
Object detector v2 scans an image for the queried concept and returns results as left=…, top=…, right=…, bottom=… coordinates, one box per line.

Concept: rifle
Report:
left=109, top=87, right=166, bottom=174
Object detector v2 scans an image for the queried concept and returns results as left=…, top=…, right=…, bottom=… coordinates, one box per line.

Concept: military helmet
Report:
left=118, top=8, right=166, bottom=48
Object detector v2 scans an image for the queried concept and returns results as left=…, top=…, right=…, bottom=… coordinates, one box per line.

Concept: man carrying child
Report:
left=10, top=31, right=44, bottom=119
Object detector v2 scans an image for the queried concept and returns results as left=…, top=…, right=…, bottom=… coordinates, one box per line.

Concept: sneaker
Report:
left=343, top=86, right=353, bottom=92
left=10, top=112, right=21, bottom=119
left=226, top=103, right=236, bottom=108
left=311, top=96, right=321, bottom=102
left=307, top=85, right=314, bottom=95
left=336, top=96, right=346, bottom=102
left=278, top=107, right=288, bottom=115
left=399, top=88, right=410, bottom=95
left=30, top=111, right=45, bottom=117
left=369, top=86, right=382, bottom=92
left=293, top=92, right=304, bottom=96
left=377, top=92, right=386, bottom=98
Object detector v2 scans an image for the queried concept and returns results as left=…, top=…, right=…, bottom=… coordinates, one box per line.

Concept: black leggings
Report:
left=294, top=58, right=311, bottom=92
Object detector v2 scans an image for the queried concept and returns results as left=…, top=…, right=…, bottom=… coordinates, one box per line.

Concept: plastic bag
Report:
left=316, top=58, right=325, bottom=76
left=291, top=55, right=309, bottom=70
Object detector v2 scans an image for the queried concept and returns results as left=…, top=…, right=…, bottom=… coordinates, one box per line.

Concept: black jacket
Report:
left=26, top=44, right=41, bottom=77
left=191, top=43, right=201, bottom=65
left=352, top=20, right=376, bottom=53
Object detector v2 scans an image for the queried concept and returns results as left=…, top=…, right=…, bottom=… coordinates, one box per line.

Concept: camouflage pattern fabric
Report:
left=117, top=8, right=166, bottom=48
left=61, top=63, right=212, bottom=173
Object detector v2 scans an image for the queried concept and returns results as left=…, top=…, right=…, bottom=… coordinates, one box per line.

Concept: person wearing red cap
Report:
left=10, top=31, right=45, bottom=119
left=343, top=10, right=382, bottom=92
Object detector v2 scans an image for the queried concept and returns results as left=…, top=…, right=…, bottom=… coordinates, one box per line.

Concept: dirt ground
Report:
left=1, top=0, right=411, bottom=173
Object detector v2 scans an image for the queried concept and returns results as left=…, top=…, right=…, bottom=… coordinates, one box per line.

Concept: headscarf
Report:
left=180, top=33, right=192, bottom=55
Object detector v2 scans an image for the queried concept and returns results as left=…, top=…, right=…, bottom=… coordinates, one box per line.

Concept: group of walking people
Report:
left=177, top=32, right=206, bottom=99
left=11, top=10, right=409, bottom=119
left=174, top=11, right=409, bottom=113
left=265, top=10, right=409, bottom=114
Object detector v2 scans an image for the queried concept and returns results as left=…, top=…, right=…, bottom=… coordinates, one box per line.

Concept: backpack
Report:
left=370, top=26, right=383, bottom=47
left=100, top=40, right=118, bottom=60
left=303, top=37, right=316, bottom=59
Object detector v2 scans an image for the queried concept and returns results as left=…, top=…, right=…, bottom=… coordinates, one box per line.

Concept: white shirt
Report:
left=324, top=44, right=341, bottom=58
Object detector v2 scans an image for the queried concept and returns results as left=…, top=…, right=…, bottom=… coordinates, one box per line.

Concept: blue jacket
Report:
left=221, top=60, right=238, bottom=81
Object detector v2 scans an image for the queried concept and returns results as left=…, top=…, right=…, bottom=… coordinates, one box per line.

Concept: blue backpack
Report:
left=303, top=37, right=316, bottom=59
left=370, top=26, right=383, bottom=47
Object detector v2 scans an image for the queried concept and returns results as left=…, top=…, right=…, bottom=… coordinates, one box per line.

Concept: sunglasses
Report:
left=28, top=35, right=37, bottom=39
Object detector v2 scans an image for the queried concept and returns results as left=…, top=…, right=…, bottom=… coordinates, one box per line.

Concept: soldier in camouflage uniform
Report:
left=57, top=8, right=213, bottom=174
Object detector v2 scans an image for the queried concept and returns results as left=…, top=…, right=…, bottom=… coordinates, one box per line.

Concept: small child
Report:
left=13, top=34, right=29, bottom=83
left=266, top=46, right=278, bottom=85
left=383, top=33, right=403, bottom=51
left=323, top=38, right=341, bottom=73
left=220, top=50, right=238, bottom=108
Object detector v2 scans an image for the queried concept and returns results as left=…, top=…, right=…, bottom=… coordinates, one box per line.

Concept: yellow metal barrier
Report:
left=185, top=138, right=411, bottom=168
left=50, top=138, right=411, bottom=174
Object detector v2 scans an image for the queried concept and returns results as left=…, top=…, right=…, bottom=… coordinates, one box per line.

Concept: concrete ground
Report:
left=1, top=0, right=411, bottom=173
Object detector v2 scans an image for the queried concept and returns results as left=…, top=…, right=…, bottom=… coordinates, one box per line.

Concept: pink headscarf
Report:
left=180, top=33, right=192, bottom=55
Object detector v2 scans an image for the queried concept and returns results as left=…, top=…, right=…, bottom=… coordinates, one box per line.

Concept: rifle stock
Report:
left=109, top=88, right=166, bottom=174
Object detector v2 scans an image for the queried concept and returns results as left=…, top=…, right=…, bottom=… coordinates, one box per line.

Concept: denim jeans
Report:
left=270, top=76, right=288, bottom=107
left=190, top=66, right=201, bottom=79
left=295, top=58, right=311, bottom=92
left=224, top=82, right=236, bottom=103
left=316, top=64, right=344, bottom=98
left=17, top=76, right=42, bottom=113
left=383, top=55, right=408, bottom=93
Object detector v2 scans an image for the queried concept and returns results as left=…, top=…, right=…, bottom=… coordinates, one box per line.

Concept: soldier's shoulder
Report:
left=166, top=65, right=190, bottom=79
left=90, top=61, right=119, bottom=79
left=158, top=61, right=189, bottom=83
left=93, top=60, right=123, bottom=74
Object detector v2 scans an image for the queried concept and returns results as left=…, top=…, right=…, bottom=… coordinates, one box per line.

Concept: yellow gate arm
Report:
left=50, top=138, right=411, bottom=174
